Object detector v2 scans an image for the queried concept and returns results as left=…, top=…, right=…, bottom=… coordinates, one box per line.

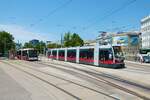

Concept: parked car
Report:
left=143, top=56, right=150, bottom=63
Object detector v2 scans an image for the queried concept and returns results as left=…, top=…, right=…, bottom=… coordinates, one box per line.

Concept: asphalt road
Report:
left=0, top=59, right=150, bottom=100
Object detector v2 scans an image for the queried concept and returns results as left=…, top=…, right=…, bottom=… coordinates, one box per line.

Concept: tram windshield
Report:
left=113, top=46, right=124, bottom=58
left=29, top=50, right=38, bottom=57
left=22, top=50, right=27, bottom=56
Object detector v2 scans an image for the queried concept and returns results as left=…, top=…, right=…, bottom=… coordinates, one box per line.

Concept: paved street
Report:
left=0, top=59, right=150, bottom=100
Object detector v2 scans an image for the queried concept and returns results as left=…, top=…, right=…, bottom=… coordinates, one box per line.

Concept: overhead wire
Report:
left=79, top=0, right=137, bottom=32
left=30, top=0, right=73, bottom=27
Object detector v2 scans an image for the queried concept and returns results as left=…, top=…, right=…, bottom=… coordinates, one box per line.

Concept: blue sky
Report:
left=0, top=0, right=150, bottom=43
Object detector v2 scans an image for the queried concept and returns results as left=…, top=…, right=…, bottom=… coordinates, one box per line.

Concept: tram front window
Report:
left=29, top=50, right=38, bottom=57
left=99, top=49, right=113, bottom=61
left=22, top=50, right=27, bottom=56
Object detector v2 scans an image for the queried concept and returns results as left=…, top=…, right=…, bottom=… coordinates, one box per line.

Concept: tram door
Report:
left=79, top=48, right=94, bottom=65
left=99, top=49, right=113, bottom=65
left=52, top=50, right=57, bottom=59
left=67, top=49, right=76, bottom=62
left=17, top=50, right=21, bottom=60
left=22, top=50, right=28, bottom=60
left=58, top=50, right=65, bottom=61
left=47, top=50, right=51, bottom=58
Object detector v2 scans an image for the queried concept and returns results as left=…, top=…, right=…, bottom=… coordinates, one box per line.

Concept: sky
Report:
left=0, top=0, right=150, bottom=43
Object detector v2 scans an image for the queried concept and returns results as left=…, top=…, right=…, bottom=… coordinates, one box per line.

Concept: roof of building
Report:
left=141, top=15, right=150, bottom=22
left=112, top=31, right=141, bottom=36
left=84, top=40, right=96, bottom=43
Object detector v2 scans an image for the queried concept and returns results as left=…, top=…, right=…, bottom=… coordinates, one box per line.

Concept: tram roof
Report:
left=48, top=45, right=114, bottom=51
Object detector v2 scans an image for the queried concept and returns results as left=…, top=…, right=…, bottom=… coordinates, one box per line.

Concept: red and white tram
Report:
left=17, top=48, right=38, bottom=61
left=47, top=45, right=125, bottom=68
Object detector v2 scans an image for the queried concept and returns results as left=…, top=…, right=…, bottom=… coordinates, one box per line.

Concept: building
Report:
left=96, top=31, right=141, bottom=61
left=29, top=39, right=39, bottom=45
left=84, top=40, right=96, bottom=46
left=96, top=32, right=114, bottom=45
left=141, top=15, right=150, bottom=49
left=112, top=32, right=141, bottom=61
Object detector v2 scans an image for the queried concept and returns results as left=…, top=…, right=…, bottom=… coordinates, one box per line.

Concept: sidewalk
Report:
left=125, top=60, right=150, bottom=66
left=0, top=67, right=31, bottom=100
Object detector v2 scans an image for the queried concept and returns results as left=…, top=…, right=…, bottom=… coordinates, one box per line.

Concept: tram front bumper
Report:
left=98, top=63, right=125, bottom=69
left=28, top=57, right=38, bottom=61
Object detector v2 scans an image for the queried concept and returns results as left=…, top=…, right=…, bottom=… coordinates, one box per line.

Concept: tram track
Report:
left=39, top=60, right=150, bottom=90
left=1, top=60, right=119, bottom=100
left=4, top=60, right=150, bottom=99
left=1, top=60, right=82, bottom=100
left=32, top=60, right=150, bottom=100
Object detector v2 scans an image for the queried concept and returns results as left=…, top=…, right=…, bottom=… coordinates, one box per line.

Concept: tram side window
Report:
left=80, top=49, right=94, bottom=59
left=88, top=50, right=94, bottom=59
left=67, top=50, right=76, bottom=58
left=99, top=49, right=113, bottom=60
left=52, top=51, right=57, bottom=56
left=99, top=50, right=104, bottom=60
left=80, top=51, right=84, bottom=58
left=59, top=51, right=64, bottom=57
left=80, top=51, right=85, bottom=58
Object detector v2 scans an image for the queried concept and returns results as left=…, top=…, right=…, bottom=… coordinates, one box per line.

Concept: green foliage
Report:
left=47, top=43, right=61, bottom=48
left=0, top=31, right=15, bottom=55
left=64, top=32, right=72, bottom=47
left=64, top=32, right=84, bottom=47
left=23, top=41, right=46, bottom=54
left=23, top=42, right=33, bottom=48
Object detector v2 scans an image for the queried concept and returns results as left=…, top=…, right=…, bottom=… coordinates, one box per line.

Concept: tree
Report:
left=23, top=41, right=46, bottom=54
left=35, top=41, right=46, bottom=53
left=0, top=31, right=15, bottom=56
left=64, top=32, right=84, bottom=47
left=71, top=33, right=84, bottom=46
left=23, top=42, right=33, bottom=48
left=47, top=43, right=61, bottom=48
left=64, top=32, right=72, bottom=47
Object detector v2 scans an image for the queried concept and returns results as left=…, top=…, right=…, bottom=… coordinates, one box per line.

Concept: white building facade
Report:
left=141, top=15, right=150, bottom=48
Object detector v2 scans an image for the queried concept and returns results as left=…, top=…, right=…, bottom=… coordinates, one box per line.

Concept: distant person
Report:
left=139, top=54, right=143, bottom=64
left=109, top=53, right=113, bottom=60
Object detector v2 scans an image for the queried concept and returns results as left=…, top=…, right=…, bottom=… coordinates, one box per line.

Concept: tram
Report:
left=67, top=48, right=76, bottom=63
left=79, top=47, right=94, bottom=65
left=47, top=45, right=125, bottom=68
left=17, top=48, right=38, bottom=61
left=48, top=49, right=57, bottom=60
left=58, top=49, right=65, bottom=61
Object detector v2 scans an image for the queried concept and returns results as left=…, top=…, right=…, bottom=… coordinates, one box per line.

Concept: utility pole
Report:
left=4, top=38, right=6, bottom=57
left=61, top=33, right=63, bottom=48
left=61, top=34, right=62, bottom=48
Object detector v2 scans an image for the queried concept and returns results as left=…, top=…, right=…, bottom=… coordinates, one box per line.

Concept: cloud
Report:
left=0, top=24, right=53, bottom=43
